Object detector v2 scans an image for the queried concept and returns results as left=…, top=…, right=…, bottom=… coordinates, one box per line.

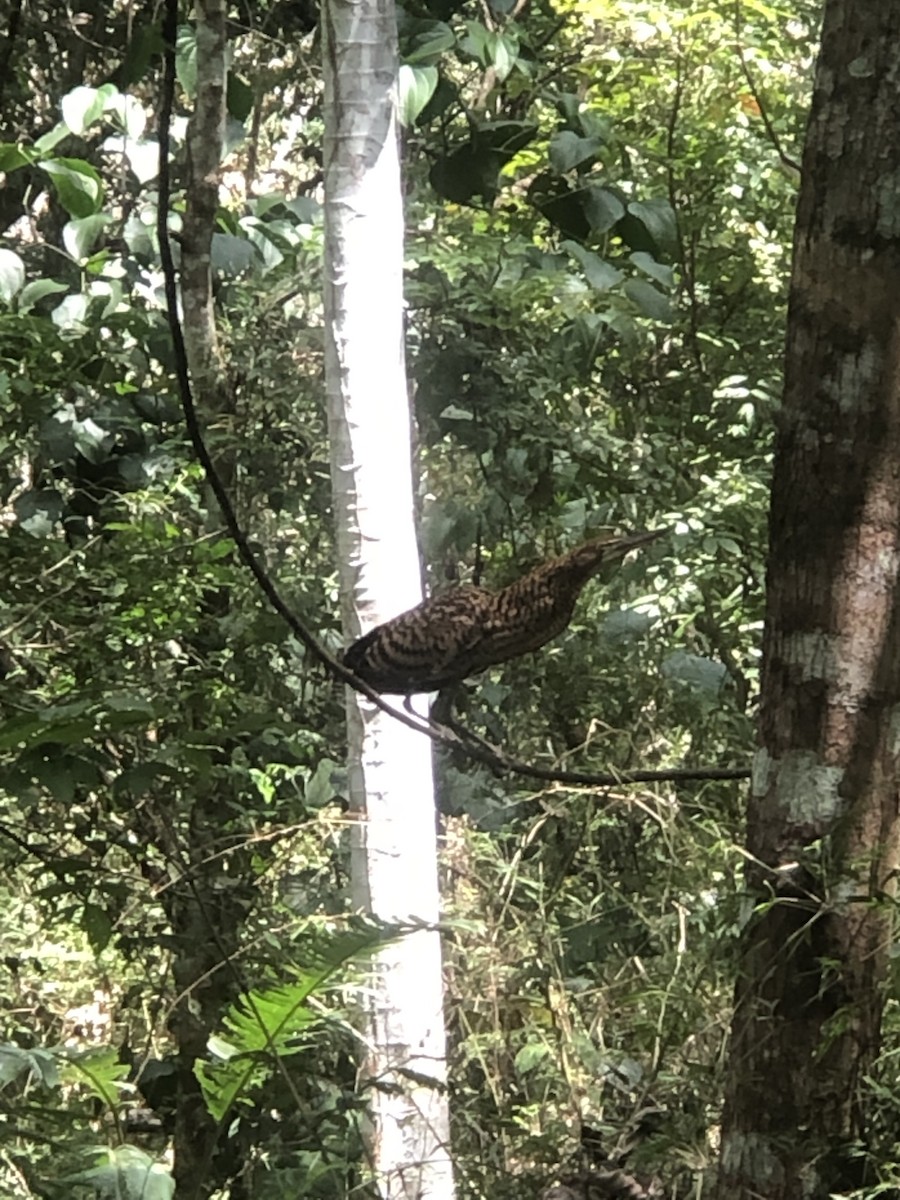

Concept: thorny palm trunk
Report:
left=322, top=0, right=455, bottom=1196
left=717, top=3, right=900, bottom=1196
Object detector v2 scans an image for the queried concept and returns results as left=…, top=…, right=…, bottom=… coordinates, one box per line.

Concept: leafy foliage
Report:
left=10, top=2, right=897, bottom=1200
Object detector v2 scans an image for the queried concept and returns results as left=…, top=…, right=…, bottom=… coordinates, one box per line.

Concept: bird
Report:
left=342, top=528, right=665, bottom=695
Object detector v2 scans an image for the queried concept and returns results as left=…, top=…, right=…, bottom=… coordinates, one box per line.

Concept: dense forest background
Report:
left=5, top=1, right=893, bottom=1198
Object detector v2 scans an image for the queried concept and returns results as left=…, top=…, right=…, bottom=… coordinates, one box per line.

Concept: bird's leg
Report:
left=428, top=686, right=458, bottom=727
left=429, top=686, right=505, bottom=757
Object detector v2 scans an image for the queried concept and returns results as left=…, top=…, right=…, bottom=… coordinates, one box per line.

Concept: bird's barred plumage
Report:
left=342, top=529, right=665, bottom=694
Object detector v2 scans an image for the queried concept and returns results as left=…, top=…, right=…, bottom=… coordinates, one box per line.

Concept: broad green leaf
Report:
left=51, top=292, right=90, bottom=332
left=72, top=415, right=114, bottom=461
left=72, top=1147, right=174, bottom=1200
left=0, top=143, right=35, bottom=170
left=305, top=757, right=345, bottom=809
left=486, top=32, right=518, bottom=81
left=630, top=250, right=675, bottom=288
left=118, top=21, right=166, bottom=86
left=440, top=404, right=474, bottom=420
left=623, top=277, right=673, bottom=322
left=18, top=278, right=68, bottom=314
left=474, top=120, right=537, bottom=155
left=34, top=122, right=69, bottom=155
left=459, top=21, right=491, bottom=64
left=399, top=65, right=438, bottom=127
left=61, top=85, right=113, bottom=134
left=404, top=19, right=455, bottom=64
left=12, top=489, right=64, bottom=537
left=626, top=198, right=677, bottom=248
left=583, top=184, right=625, bottom=233
left=63, top=214, right=110, bottom=260
left=549, top=130, right=603, bottom=174
left=514, top=1042, right=550, bottom=1073
left=0, top=1045, right=59, bottom=1089
left=103, top=133, right=159, bottom=182
left=40, top=157, right=104, bottom=217
left=0, top=248, right=25, bottom=302
left=106, top=91, right=148, bottom=139
left=211, top=232, right=258, bottom=276
left=176, top=25, right=197, bottom=96
left=562, top=241, right=623, bottom=291
left=602, top=609, right=654, bottom=639
left=62, top=1046, right=130, bottom=1108
left=81, top=903, right=113, bottom=953
left=87, top=277, right=124, bottom=320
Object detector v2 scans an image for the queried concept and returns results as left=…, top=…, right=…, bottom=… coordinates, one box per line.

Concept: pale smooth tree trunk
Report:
left=717, top=3, right=900, bottom=1197
left=322, top=1, right=455, bottom=1197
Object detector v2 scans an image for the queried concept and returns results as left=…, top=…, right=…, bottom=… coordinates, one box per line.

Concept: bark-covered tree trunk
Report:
left=161, top=4, right=245, bottom=1196
left=322, top=0, right=455, bottom=1197
left=717, top=4, right=900, bottom=1197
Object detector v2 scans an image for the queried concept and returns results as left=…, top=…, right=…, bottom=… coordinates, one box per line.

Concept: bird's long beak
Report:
left=610, top=527, right=669, bottom=555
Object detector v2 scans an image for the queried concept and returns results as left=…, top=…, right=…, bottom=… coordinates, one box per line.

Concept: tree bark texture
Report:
left=718, top=4, right=900, bottom=1197
left=322, top=0, right=455, bottom=1196
left=166, top=5, right=245, bottom=1196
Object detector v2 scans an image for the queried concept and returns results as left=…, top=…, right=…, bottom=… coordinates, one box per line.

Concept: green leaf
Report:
left=0, top=1045, right=59, bottom=1089
left=0, top=143, right=35, bottom=170
left=211, top=232, right=258, bottom=276
left=34, top=123, right=69, bottom=155
left=549, top=130, right=604, bottom=174
left=440, top=404, right=474, bottom=420
left=583, top=184, right=625, bottom=233
left=602, top=609, right=654, bottom=640
left=623, top=278, right=673, bottom=322
left=12, top=489, right=64, bottom=537
left=416, top=75, right=457, bottom=125
left=486, top=31, right=518, bottom=81
left=61, top=85, right=113, bottom=134
left=62, top=1046, right=130, bottom=1109
left=626, top=198, right=677, bottom=249
left=63, top=214, right=110, bottom=260
left=630, top=250, right=675, bottom=288
left=106, top=92, right=148, bottom=140
left=459, top=21, right=491, bottom=64
left=403, top=20, right=455, bottom=64
left=40, top=157, right=104, bottom=218
left=118, top=21, right=165, bottom=86
left=562, top=241, right=623, bottom=291
left=0, top=248, right=25, bottom=302
left=430, top=144, right=503, bottom=204
left=399, top=65, right=439, bottom=127
left=514, top=1041, right=550, bottom=1073
left=81, top=903, right=113, bottom=953
left=197, top=926, right=397, bottom=1119
left=71, top=1147, right=174, bottom=1200
left=305, top=757, right=345, bottom=809
left=18, top=278, right=69, bottom=314
left=51, top=292, right=90, bottom=332
left=473, top=120, right=537, bottom=156
left=176, top=25, right=197, bottom=96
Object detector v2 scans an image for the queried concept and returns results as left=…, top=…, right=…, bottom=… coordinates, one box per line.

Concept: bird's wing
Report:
left=386, top=586, right=494, bottom=673
left=343, top=586, right=495, bottom=692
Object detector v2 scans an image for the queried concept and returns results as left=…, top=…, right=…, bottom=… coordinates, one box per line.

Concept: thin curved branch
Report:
left=733, top=1, right=802, bottom=175
left=155, top=17, right=750, bottom=791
